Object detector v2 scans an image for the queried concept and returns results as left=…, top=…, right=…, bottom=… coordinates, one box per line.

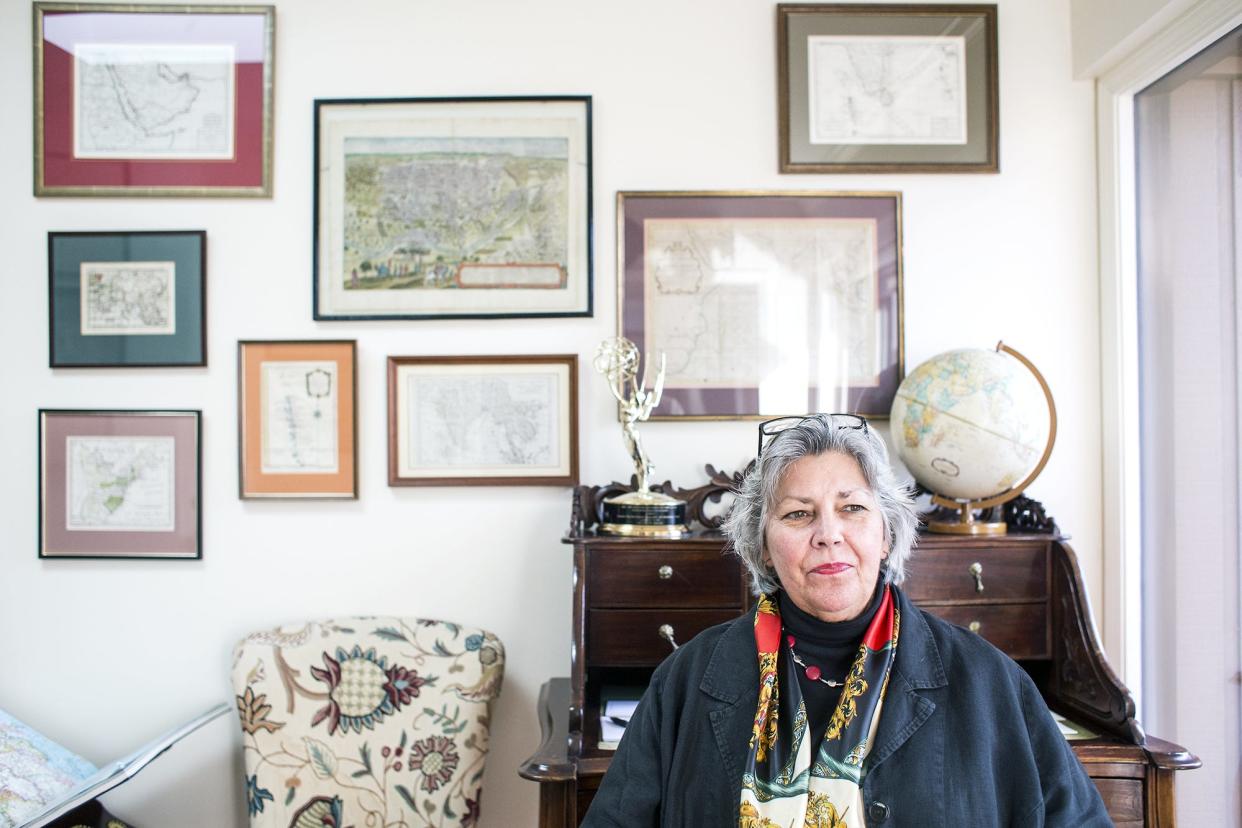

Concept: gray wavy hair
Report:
left=724, top=415, right=919, bottom=595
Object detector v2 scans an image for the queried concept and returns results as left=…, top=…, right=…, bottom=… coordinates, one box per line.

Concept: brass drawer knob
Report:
left=658, top=623, right=679, bottom=650
left=969, top=562, right=984, bottom=593
left=658, top=564, right=674, bottom=580
left=968, top=621, right=982, bottom=634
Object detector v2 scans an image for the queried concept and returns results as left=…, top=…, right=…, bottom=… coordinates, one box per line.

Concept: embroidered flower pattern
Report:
left=310, top=645, right=428, bottom=735
left=290, top=795, right=344, bottom=826
left=236, top=619, right=498, bottom=828
left=245, top=774, right=274, bottom=816
left=236, top=685, right=283, bottom=735
left=407, top=735, right=460, bottom=793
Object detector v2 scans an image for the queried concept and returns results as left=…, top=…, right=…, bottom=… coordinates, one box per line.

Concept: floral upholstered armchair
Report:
left=231, top=616, right=504, bottom=828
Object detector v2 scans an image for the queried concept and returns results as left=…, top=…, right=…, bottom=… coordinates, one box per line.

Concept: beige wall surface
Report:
left=1070, top=0, right=1201, bottom=76
left=0, top=1, right=1098, bottom=824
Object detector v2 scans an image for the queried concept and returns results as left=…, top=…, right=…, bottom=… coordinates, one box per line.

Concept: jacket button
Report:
left=867, top=801, right=890, bottom=823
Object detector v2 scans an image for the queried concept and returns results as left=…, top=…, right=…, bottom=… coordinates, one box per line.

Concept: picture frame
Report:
left=777, top=4, right=998, bottom=173
left=617, top=191, right=903, bottom=420
left=48, top=230, right=206, bottom=367
left=314, top=96, right=593, bottom=320
left=238, top=340, right=358, bottom=499
left=33, top=3, right=275, bottom=197
left=39, top=409, right=201, bottom=559
left=387, top=355, right=578, bottom=486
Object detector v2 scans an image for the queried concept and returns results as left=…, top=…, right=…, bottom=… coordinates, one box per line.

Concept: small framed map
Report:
left=777, top=4, right=998, bottom=173
left=387, top=355, right=578, bottom=486
left=314, top=96, right=593, bottom=320
left=618, top=191, right=903, bottom=419
left=238, top=340, right=358, bottom=499
left=39, top=410, right=201, bottom=559
left=48, top=231, right=206, bottom=367
left=33, top=3, right=275, bottom=196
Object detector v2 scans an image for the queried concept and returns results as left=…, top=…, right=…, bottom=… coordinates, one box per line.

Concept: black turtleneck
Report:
left=776, top=578, right=886, bottom=750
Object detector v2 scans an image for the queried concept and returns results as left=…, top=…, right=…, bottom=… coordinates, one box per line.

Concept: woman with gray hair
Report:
left=583, top=414, right=1109, bottom=827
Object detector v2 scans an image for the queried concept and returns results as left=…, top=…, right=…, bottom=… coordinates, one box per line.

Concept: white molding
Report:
left=1094, top=0, right=1241, bottom=707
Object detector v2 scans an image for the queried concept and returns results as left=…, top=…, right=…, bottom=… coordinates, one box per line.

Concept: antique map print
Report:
left=79, top=261, right=175, bottom=336
left=807, top=35, right=967, bottom=145
left=341, top=136, right=569, bottom=292
left=66, top=436, right=175, bottom=532
left=0, top=710, right=96, bottom=826
left=259, top=361, right=340, bottom=474
left=74, top=43, right=235, bottom=159
left=407, top=372, right=560, bottom=470
left=643, top=218, right=879, bottom=388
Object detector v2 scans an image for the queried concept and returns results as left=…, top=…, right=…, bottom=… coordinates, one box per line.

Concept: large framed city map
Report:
left=39, top=410, right=201, bottom=559
left=314, top=97, right=593, bottom=320
left=34, top=3, right=275, bottom=196
left=618, top=191, right=903, bottom=420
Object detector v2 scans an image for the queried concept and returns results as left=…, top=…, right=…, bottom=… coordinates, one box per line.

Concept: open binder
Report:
left=15, top=702, right=230, bottom=828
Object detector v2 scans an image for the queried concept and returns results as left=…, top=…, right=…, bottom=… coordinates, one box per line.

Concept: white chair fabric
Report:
left=231, top=616, right=503, bottom=827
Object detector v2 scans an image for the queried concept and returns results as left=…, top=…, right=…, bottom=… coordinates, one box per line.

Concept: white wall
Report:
left=0, top=1, right=1099, bottom=824
left=1070, top=0, right=1202, bottom=76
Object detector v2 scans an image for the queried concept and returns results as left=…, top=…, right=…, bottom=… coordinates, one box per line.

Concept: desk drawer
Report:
left=588, top=609, right=737, bottom=665
left=920, top=602, right=1049, bottom=659
left=587, top=548, right=742, bottom=608
left=904, top=543, right=1047, bottom=603
left=1089, top=777, right=1143, bottom=827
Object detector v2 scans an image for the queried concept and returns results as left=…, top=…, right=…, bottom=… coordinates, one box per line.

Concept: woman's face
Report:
left=764, top=451, right=888, bottom=622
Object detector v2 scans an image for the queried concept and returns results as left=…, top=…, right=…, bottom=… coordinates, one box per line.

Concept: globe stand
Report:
left=924, top=342, right=1058, bottom=536
left=926, top=500, right=1008, bottom=535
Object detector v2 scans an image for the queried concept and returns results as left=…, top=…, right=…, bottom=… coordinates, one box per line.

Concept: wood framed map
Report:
left=387, top=355, right=578, bottom=486
left=48, top=231, right=206, bottom=368
left=777, top=4, right=998, bottom=173
left=314, top=97, right=593, bottom=320
left=34, top=3, right=275, bottom=197
left=238, top=340, right=357, bottom=499
left=39, top=410, right=201, bottom=559
left=618, top=191, right=903, bottom=419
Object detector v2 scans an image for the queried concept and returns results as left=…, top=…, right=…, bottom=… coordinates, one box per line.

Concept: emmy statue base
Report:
left=599, top=490, right=689, bottom=538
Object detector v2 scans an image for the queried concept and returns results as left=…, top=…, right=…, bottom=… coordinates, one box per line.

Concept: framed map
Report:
left=387, top=355, right=578, bottom=486
left=238, top=340, right=358, bottom=499
left=34, top=3, right=275, bottom=196
left=48, top=231, right=206, bottom=367
left=314, top=97, right=593, bottom=320
left=618, top=191, right=903, bottom=419
left=39, top=410, right=201, bottom=559
left=777, top=4, right=998, bottom=173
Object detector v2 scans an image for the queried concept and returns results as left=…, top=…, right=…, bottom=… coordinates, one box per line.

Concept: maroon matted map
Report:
left=40, top=410, right=200, bottom=558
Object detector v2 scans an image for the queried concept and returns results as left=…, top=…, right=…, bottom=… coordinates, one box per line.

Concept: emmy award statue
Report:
left=593, top=337, right=689, bottom=538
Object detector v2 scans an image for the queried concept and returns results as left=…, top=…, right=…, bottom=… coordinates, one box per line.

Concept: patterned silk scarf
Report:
left=739, top=587, right=899, bottom=828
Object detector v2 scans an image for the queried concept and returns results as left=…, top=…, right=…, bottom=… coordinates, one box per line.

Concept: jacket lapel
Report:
left=866, top=588, right=946, bottom=769
left=699, top=609, right=760, bottom=787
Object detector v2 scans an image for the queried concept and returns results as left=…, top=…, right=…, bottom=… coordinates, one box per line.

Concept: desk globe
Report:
left=889, top=342, right=1056, bottom=534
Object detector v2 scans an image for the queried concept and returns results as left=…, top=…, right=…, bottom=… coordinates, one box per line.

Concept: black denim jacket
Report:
left=582, top=587, right=1112, bottom=827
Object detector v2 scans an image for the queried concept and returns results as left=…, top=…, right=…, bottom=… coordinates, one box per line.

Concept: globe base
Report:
left=926, top=516, right=1007, bottom=535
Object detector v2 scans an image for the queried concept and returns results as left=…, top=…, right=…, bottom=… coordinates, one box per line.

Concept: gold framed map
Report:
left=777, top=4, right=999, bottom=173
left=618, top=191, right=903, bottom=419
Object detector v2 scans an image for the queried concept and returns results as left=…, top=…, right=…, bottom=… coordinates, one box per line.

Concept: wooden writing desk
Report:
left=520, top=473, right=1199, bottom=826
